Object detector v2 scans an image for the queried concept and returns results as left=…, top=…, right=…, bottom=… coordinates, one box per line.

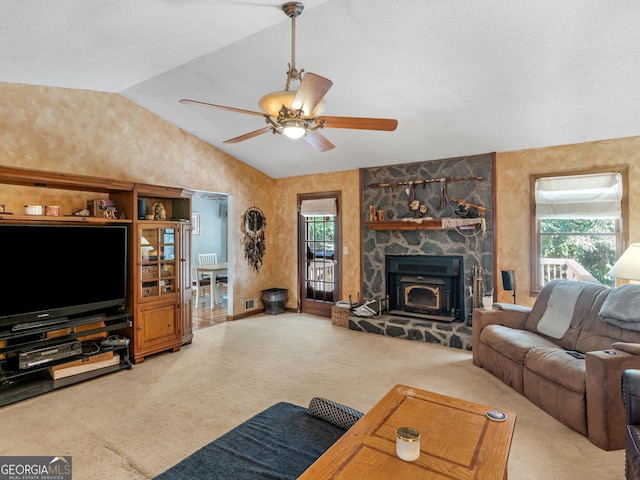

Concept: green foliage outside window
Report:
left=540, top=219, right=616, bottom=287
left=306, top=216, right=335, bottom=257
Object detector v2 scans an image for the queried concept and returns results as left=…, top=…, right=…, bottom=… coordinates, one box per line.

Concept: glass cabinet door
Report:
left=140, top=226, right=178, bottom=299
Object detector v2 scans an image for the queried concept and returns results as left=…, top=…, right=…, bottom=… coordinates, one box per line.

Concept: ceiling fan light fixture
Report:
left=179, top=2, right=397, bottom=151
left=282, top=120, right=307, bottom=139
left=258, top=90, right=325, bottom=117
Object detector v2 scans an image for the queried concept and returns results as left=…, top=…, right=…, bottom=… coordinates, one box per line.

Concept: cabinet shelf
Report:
left=0, top=213, right=131, bottom=224
left=0, top=359, right=130, bottom=407
left=0, top=313, right=131, bottom=346
left=363, top=218, right=484, bottom=231
left=0, top=313, right=132, bottom=407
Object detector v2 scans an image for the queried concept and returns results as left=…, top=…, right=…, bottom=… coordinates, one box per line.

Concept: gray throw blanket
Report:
left=599, top=284, right=640, bottom=331
left=537, top=281, right=586, bottom=339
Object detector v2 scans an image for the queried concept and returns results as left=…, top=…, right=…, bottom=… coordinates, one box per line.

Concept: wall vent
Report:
left=244, top=298, right=257, bottom=311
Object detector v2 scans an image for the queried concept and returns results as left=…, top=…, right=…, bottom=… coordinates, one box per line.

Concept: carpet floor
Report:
left=0, top=313, right=625, bottom=479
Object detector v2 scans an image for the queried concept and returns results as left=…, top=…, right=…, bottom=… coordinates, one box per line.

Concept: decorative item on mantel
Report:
left=366, top=175, right=489, bottom=235
left=368, top=175, right=484, bottom=209
left=243, top=206, right=266, bottom=272
left=451, top=198, right=488, bottom=218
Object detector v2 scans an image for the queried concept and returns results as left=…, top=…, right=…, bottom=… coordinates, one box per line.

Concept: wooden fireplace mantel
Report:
left=363, top=218, right=484, bottom=231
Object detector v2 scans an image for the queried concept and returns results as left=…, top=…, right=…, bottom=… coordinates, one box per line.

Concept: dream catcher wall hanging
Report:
left=243, top=206, right=266, bottom=272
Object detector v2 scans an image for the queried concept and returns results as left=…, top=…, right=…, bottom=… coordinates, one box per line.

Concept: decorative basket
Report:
left=331, top=306, right=350, bottom=327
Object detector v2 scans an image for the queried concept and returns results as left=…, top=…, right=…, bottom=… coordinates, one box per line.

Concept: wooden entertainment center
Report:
left=0, top=165, right=194, bottom=406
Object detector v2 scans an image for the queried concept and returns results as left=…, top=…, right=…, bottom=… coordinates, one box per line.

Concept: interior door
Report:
left=298, top=194, right=340, bottom=317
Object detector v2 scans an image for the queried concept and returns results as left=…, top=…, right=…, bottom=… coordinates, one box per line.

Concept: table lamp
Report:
left=608, top=243, right=640, bottom=282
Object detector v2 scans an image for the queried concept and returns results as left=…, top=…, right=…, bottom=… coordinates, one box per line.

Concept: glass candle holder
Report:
left=396, top=427, right=421, bottom=462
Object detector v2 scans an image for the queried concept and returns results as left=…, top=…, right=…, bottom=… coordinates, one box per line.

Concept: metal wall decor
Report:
left=243, top=206, right=266, bottom=272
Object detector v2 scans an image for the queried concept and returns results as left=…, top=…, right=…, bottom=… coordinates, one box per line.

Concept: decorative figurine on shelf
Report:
left=152, top=202, right=166, bottom=221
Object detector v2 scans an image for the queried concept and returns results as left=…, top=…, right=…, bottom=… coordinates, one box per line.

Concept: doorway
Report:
left=298, top=193, right=341, bottom=317
left=191, top=191, right=230, bottom=328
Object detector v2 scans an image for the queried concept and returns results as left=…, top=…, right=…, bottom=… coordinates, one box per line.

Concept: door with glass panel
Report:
left=298, top=194, right=341, bottom=317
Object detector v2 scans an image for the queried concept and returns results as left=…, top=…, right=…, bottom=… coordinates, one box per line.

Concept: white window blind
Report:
left=300, top=198, right=337, bottom=217
left=535, top=172, right=622, bottom=219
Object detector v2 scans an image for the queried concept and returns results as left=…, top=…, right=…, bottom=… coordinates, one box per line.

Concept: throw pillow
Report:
left=307, top=397, right=364, bottom=430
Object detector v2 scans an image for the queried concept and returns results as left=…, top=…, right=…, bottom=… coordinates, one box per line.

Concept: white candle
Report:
left=396, top=427, right=421, bottom=462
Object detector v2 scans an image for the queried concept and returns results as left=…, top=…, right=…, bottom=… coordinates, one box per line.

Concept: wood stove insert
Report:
left=386, top=255, right=464, bottom=322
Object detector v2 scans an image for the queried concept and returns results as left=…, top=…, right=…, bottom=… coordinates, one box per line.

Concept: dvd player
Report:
left=18, top=341, right=82, bottom=369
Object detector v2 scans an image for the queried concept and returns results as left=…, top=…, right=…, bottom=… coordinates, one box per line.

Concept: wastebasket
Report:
left=261, top=288, right=288, bottom=315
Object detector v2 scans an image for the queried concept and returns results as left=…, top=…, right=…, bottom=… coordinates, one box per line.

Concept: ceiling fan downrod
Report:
left=282, top=2, right=304, bottom=90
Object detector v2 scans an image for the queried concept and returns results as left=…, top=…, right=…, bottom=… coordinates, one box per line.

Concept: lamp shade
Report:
left=608, top=243, right=640, bottom=281
left=258, top=91, right=326, bottom=117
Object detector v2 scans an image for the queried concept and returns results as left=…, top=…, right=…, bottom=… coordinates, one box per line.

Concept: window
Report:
left=530, top=168, right=628, bottom=291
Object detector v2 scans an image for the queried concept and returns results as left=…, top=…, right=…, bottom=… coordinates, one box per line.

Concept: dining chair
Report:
left=216, top=274, right=228, bottom=304
left=198, top=253, right=217, bottom=265
left=191, top=260, right=212, bottom=309
left=197, top=253, right=218, bottom=290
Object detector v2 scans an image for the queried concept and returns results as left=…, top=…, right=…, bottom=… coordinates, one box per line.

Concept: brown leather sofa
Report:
left=622, top=369, right=640, bottom=479
left=472, top=279, right=640, bottom=450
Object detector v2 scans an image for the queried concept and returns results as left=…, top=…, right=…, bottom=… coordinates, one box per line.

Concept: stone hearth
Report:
left=349, top=313, right=472, bottom=350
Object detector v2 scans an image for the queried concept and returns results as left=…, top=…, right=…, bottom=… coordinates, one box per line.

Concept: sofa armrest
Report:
left=471, top=307, right=531, bottom=366
left=585, top=350, right=640, bottom=450
left=613, top=342, right=640, bottom=356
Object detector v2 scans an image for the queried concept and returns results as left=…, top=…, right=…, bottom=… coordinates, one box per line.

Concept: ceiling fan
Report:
left=179, top=2, right=398, bottom=152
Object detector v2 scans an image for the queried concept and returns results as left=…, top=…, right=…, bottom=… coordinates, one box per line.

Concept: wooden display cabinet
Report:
left=133, top=222, right=182, bottom=363
left=132, top=184, right=193, bottom=363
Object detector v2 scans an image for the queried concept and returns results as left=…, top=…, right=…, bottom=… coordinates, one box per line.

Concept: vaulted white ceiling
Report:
left=3, top=1, right=640, bottom=178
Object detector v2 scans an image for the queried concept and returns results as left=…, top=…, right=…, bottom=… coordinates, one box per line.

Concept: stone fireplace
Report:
left=386, top=255, right=463, bottom=321
left=349, top=154, right=494, bottom=350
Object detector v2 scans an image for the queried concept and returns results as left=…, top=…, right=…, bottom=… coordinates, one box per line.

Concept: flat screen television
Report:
left=0, top=224, right=128, bottom=330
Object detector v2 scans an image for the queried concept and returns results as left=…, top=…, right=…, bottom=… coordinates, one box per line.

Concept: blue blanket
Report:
left=154, top=402, right=346, bottom=480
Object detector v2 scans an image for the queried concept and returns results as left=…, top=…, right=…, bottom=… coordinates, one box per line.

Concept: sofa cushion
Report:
left=525, top=280, right=610, bottom=351
left=576, top=289, right=640, bottom=353
left=480, top=325, right=558, bottom=364
left=524, top=347, right=586, bottom=394
left=478, top=325, right=560, bottom=394
left=523, top=348, right=588, bottom=435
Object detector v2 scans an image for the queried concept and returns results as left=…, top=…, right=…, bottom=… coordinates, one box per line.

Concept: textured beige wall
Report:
left=495, top=136, right=640, bottom=306
left=272, top=170, right=362, bottom=308
left=4, top=83, right=638, bottom=315
left=0, top=83, right=276, bottom=317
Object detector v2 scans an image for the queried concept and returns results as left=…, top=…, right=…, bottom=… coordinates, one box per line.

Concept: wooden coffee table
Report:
left=299, top=384, right=516, bottom=479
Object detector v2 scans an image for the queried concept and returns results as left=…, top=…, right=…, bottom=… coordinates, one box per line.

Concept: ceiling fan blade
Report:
left=179, top=99, right=267, bottom=118
left=290, top=73, right=333, bottom=116
left=316, top=116, right=398, bottom=131
left=304, top=130, right=335, bottom=152
left=223, top=127, right=272, bottom=144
